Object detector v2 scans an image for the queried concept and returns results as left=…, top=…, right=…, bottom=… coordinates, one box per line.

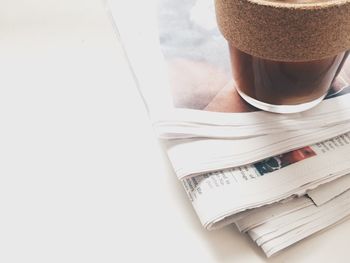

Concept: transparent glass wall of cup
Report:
left=216, top=0, right=350, bottom=113
left=230, top=46, right=349, bottom=113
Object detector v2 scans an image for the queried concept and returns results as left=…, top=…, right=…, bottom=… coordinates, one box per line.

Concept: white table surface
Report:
left=1, top=0, right=350, bottom=262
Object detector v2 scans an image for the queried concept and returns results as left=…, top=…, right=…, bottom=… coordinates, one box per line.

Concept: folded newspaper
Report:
left=108, top=0, right=350, bottom=257
left=236, top=175, right=350, bottom=256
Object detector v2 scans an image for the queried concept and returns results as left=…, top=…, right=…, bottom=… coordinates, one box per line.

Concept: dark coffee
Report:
left=229, top=44, right=349, bottom=105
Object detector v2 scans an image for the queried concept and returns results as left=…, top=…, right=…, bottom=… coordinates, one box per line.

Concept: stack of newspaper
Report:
left=234, top=175, right=350, bottom=257
left=108, top=0, right=350, bottom=257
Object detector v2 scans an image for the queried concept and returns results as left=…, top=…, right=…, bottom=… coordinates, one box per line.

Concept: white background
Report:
left=1, top=0, right=350, bottom=262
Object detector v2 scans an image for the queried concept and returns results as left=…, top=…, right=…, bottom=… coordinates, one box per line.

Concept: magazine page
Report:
left=181, top=134, right=350, bottom=229
left=156, top=0, right=350, bottom=138
left=108, top=0, right=350, bottom=140
left=157, top=0, right=350, bottom=116
left=107, top=0, right=174, bottom=114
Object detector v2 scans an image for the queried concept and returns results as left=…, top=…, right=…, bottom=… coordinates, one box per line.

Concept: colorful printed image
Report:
left=254, top=146, right=317, bottom=176
left=158, top=0, right=256, bottom=113
left=158, top=0, right=350, bottom=113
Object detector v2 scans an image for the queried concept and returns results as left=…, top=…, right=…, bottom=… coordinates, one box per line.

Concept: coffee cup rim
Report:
left=247, top=0, right=350, bottom=9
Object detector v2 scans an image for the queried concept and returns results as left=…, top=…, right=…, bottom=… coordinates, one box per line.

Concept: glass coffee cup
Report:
left=215, top=0, right=350, bottom=113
